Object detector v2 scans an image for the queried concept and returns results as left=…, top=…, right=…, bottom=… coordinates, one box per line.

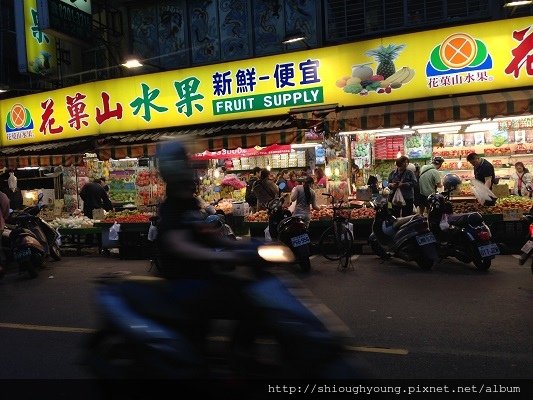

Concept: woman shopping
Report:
left=387, top=156, right=417, bottom=217
left=290, top=176, right=320, bottom=225
left=510, top=162, right=532, bottom=197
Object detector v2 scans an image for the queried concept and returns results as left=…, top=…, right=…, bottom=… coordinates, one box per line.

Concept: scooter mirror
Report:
left=382, top=180, right=388, bottom=188
left=277, top=181, right=286, bottom=191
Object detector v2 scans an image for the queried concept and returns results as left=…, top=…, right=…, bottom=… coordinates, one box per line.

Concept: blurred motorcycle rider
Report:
left=155, top=140, right=358, bottom=378
left=155, top=140, right=257, bottom=356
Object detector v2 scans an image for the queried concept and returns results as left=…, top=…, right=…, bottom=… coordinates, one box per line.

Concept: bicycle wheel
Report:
left=319, top=224, right=354, bottom=261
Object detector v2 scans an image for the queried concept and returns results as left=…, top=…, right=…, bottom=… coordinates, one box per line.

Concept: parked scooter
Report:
left=267, top=196, right=311, bottom=272
left=2, top=193, right=61, bottom=278
left=2, top=218, right=47, bottom=279
left=83, top=243, right=360, bottom=385
left=427, top=175, right=499, bottom=271
left=12, top=193, right=62, bottom=261
left=368, top=197, right=439, bottom=270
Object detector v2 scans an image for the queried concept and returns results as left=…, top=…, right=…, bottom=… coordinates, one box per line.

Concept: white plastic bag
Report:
left=264, top=226, right=272, bottom=242
left=471, top=180, right=497, bottom=206
left=109, top=222, right=121, bottom=241
left=392, top=189, right=406, bottom=207
left=439, top=213, right=450, bottom=231
left=147, top=223, right=158, bottom=241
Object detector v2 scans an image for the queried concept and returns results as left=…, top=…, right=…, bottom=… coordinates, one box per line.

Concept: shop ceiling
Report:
left=295, top=88, right=533, bottom=134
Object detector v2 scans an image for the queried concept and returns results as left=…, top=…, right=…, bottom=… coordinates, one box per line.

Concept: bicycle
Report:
left=317, top=193, right=354, bottom=270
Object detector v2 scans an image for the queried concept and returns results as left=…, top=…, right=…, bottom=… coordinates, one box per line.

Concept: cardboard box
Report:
left=492, top=184, right=510, bottom=198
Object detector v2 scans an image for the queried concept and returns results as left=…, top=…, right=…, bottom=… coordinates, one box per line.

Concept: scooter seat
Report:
left=448, top=212, right=483, bottom=227
left=392, top=215, right=417, bottom=230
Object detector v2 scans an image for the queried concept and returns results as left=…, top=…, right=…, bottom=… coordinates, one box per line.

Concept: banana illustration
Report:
left=382, top=67, right=415, bottom=86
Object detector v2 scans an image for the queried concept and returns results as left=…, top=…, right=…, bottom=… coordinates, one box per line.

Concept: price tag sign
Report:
left=502, top=209, right=522, bottom=221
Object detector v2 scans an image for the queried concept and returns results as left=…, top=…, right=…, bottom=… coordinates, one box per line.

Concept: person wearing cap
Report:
left=417, top=157, right=444, bottom=215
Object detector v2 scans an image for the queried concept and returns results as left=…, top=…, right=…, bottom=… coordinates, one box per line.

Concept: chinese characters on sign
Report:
left=505, top=26, right=533, bottom=78
left=25, top=57, right=323, bottom=138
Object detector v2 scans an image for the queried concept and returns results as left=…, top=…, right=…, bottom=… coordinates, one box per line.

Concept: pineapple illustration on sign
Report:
left=366, top=44, right=405, bottom=79
left=336, top=42, right=415, bottom=96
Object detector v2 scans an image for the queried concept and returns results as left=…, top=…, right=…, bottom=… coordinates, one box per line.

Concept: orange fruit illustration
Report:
left=10, top=104, right=26, bottom=128
left=439, top=33, right=477, bottom=69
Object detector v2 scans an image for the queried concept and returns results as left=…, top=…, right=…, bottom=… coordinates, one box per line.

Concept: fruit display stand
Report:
left=95, top=212, right=153, bottom=259
left=49, top=216, right=102, bottom=255
left=245, top=206, right=376, bottom=245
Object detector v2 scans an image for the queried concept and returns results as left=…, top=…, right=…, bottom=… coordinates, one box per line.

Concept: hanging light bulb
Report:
left=457, top=155, right=463, bottom=169
left=396, top=146, right=402, bottom=159
left=325, top=166, right=332, bottom=177
left=334, top=167, right=340, bottom=176
left=213, top=169, right=220, bottom=178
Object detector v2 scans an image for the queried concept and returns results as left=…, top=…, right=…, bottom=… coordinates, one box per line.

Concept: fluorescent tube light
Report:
left=339, top=128, right=401, bottom=136
left=504, top=1, right=532, bottom=7
left=375, top=129, right=415, bottom=137
left=464, top=123, right=499, bottom=132
left=417, top=126, right=461, bottom=134
left=411, top=120, right=479, bottom=130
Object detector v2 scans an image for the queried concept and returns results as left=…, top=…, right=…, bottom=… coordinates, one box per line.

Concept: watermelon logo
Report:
left=5, top=103, right=35, bottom=140
left=426, top=33, right=492, bottom=77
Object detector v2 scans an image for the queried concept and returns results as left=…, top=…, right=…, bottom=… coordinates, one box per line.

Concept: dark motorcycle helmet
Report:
left=442, top=174, right=462, bottom=191
left=427, top=193, right=445, bottom=210
left=156, top=140, right=197, bottom=198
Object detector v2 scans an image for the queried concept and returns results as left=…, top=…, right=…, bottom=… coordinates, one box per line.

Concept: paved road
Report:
left=0, top=250, right=531, bottom=384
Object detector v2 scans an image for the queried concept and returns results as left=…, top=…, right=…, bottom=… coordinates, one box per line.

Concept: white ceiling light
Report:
left=504, top=1, right=533, bottom=7
left=375, top=129, right=415, bottom=137
left=411, top=120, right=479, bottom=130
left=464, top=122, right=499, bottom=133
left=492, top=115, right=532, bottom=122
left=339, top=128, right=401, bottom=136
left=121, top=59, right=143, bottom=68
left=417, top=126, right=462, bottom=134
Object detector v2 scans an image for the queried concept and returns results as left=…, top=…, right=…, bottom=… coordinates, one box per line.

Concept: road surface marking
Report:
left=0, top=323, right=409, bottom=355
left=0, top=322, right=94, bottom=333
left=345, top=345, right=409, bottom=355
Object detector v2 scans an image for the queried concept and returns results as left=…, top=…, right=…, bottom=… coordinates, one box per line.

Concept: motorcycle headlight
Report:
left=258, top=244, right=295, bottom=263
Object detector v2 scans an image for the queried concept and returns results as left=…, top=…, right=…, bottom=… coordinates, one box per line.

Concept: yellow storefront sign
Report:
left=20, top=0, right=57, bottom=75
left=1, top=16, right=531, bottom=147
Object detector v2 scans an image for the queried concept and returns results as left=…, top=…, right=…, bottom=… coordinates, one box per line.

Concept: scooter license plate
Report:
left=416, top=233, right=436, bottom=246
left=14, top=249, right=31, bottom=261
left=520, top=240, right=533, bottom=254
left=291, top=233, right=310, bottom=248
left=478, top=243, right=500, bottom=258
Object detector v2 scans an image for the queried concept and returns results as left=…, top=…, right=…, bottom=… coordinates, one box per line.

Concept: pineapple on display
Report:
left=366, top=44, right=406, bottom=79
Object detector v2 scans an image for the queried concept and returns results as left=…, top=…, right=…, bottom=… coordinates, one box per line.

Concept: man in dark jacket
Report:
left=79, top=178, right=113, bottom=219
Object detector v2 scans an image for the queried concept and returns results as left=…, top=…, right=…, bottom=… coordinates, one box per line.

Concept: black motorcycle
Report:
left=82, top=243, right=361, bottom=385
left=3, top=216, right=47, bottom=279
left=2, top=194, right=61, bottom=278
left=368, top=197, right=439, bottom=270
left=13, top=193, right=61, bottom=261
left=267, top=197, right=311, bottom=272
left=427, top=190, right=499, bottom=271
